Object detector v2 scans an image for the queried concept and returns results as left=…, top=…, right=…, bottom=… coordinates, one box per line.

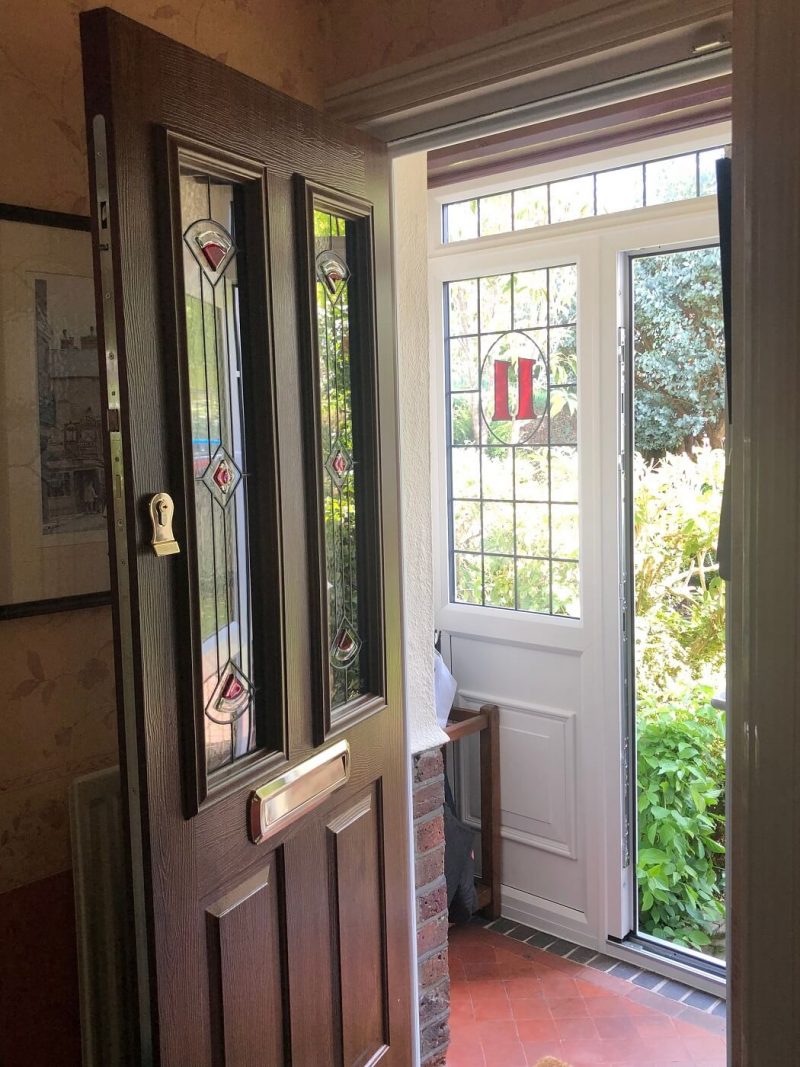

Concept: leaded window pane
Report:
left=445, top=265, right=581, bottom=618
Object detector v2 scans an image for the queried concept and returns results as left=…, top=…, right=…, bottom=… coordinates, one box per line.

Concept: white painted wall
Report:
left=392, top=151, right=450, bottom=757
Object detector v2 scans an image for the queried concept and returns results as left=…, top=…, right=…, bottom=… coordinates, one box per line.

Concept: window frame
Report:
left=428, top=124, right=729, bottom=651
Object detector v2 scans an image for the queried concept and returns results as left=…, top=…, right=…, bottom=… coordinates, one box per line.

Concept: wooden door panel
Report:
left=328, top=787, right=389, bottom=1066
left=206, top=860, right=288, bottom=1066
left=80, top=10, right=412, bottom=1064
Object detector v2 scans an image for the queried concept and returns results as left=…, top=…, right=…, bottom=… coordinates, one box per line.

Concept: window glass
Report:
left=442, top=144, right=726, bottom=243
left=445, top=265, right=580, bottom=618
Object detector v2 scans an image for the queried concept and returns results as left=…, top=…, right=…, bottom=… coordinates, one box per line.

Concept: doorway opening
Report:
left=427, top=122, right=730, bottom=1008
left=625, top=245, right=727, bottom=963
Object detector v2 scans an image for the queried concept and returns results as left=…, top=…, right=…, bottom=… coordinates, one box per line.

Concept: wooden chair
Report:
left=443, top=704, right=501, bottom=920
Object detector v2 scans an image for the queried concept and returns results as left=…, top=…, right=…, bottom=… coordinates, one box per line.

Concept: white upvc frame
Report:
left=428, top=121, right=730, bottom=253
left=428, top=147, right=723, bottom=963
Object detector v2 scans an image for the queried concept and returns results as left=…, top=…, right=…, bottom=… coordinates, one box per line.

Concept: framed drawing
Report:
left=0, top=205, right=110, bottom=617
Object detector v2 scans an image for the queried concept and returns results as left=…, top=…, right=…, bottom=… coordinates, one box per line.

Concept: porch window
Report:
left=442, top=145, right=725, bottom=243
left=444, top=263, right=579, bottom=617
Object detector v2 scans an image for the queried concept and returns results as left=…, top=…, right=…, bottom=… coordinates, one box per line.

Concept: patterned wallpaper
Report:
left=0, top=0, right=329, bottom=215
left=0, top=607, right=118, bottom=893
left=319, top=0, right=563, bottom=85
left=0, top=0, right=559, bottom=894
left=0, top=0, right=330, bottom=893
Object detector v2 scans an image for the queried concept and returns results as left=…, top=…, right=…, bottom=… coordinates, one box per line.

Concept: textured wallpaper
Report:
left=319, top=0, right=564, bottom=85
left=0, top=0, right=330, bottom=215
left=0, top=0, right=332, bottom=893
left=0, top=607, right=118, bottom=893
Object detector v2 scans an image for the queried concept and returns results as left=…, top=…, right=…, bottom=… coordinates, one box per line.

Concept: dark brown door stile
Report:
left=80, top=9, right=412, bottom=1064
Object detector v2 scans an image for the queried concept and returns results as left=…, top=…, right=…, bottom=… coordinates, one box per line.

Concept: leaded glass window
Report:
left=300, top=181, right=384, bottom=734
left=445, top=264, right=580, bottom=617
left=178, top=161, right=264, bottom=779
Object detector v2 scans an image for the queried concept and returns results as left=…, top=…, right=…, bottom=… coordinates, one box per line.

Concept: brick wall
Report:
left=413, top=747, right=450, bottom=1066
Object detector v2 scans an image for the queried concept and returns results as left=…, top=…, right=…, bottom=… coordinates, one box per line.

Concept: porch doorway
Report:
left=626, top=246, right=727, bottom=963
left=428, top=124, right=729, bottom=1000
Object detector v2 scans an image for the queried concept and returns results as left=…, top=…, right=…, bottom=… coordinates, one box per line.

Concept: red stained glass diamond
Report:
left=212, top=458, right=234, bottom=492
left=202, top=445, right=242, bottom=508
left=325, top=438, right=352, bottom=489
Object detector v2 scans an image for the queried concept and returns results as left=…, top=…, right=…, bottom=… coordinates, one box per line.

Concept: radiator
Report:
left=69, top=765, right=136, bottom=1066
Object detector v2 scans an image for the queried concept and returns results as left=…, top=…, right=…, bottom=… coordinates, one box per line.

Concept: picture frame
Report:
left=0, top=204, right=111, bottom=618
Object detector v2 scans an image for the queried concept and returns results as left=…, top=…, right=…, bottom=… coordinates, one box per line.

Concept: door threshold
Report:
left=479, top=916, right=727, bottom=1007
left=606, top=934, right=726, bottom=999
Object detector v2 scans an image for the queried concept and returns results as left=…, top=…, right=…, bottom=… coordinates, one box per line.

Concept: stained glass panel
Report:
left=179, top=165, right=257, bottom=775
left=445, top=264, right=580, bottom=617
left=313, top=207, right=371, bottom=715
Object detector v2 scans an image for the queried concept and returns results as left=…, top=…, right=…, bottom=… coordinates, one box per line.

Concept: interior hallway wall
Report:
left=0, top=3, right=328, bottom=1064
left=319, top=0, right=563, bottom=85
left=0, top=0, right=329, bottom=214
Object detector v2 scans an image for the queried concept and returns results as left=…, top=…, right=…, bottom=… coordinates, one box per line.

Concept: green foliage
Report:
left=636, top=687, right=725, bottom=952
left=633, top=445, right=726, bottom=955
left=633, top=248, right=725, bottom=458
left=633, top=446, right=726, bottom=702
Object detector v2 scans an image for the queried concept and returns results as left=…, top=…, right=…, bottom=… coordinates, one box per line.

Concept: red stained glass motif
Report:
left=202, top=445, right=242, bottom=508
left=315, top=249, right=350, bottom=305
left=206, top=663, right=251, bottom=725
left=195, top=232, right=230, bottom=271
left=325, top=438, right=352, bottom=490
left=213, top=458, right=233, bottom=492
left=330, top=618, right=361, bottom=669
left=184, top=218, right=235, bottom=286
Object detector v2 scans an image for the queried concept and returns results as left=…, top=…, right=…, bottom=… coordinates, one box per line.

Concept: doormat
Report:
left=534, top=1059, right=572, bottom=1067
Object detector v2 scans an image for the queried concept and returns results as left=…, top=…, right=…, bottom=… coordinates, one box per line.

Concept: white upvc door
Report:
left=429, top=189, right=720, bottom=950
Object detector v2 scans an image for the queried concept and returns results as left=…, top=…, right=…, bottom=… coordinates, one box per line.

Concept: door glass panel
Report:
left=179, top=166, right=255, bottom=775
left=314, top=208, right=366, bottom=714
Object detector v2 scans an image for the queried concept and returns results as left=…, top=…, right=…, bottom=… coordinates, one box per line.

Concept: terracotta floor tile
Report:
left=548, top=995, right=591, bottom=1019
left=473, top=997, right=513, bottom=1022
left=592, top=1015, right=638, bottom=1040
left=447, top=926, right=726, bottom=1067
left=510, top=997, right=552, bottom=1021
left=446, top=1044, right=486, bottom=1067
left=504, top=976, right=544, bottom=999
left=464, top=962, right=504, bottom=981
left=584, top=996, right=636, bottom=1018
left=481, top=1037, right=527, bottom=1066
left=515, top=1017, right=560, bottom=1043
left=556, top=1016, right=601, bottom=1041
left=473, top=1019, right=518, bottom=1043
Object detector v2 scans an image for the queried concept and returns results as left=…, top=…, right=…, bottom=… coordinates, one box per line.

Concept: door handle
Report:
left=148, top=492, right=180, bottom=556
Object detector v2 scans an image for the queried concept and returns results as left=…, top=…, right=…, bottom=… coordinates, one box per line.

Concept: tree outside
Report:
left=631, top=246, right=727, bottom=957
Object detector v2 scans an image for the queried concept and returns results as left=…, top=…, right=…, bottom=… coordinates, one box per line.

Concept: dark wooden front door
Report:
left=80, top=10, right=412, bottom=1064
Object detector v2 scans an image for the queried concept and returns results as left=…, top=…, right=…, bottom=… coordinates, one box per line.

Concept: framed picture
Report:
left=0, top=204, right=110, bottom=617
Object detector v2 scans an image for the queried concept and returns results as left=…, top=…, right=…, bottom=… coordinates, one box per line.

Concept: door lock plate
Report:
left=148, top=492, right=180, bottom=556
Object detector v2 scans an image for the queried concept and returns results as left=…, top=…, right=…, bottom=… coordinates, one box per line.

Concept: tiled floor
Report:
left=447, top=925, right=726, bottom=1067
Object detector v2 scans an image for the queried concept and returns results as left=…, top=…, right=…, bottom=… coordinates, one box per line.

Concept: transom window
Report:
left=443, top=146, right=725, bottom=244
left=445, top=264, right=580, bottom=618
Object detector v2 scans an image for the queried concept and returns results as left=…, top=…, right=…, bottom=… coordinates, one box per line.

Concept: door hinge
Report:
left=622, top=735, right=632, bottom=868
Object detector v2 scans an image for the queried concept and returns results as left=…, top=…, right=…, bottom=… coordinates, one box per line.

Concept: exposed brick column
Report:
left=413, top=747, right=449, bottom=1066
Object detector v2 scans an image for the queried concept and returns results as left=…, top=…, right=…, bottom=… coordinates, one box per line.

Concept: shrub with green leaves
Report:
left=632, top=445, right=727, bottom=955
left=636, top=687, right=726, bottom=952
